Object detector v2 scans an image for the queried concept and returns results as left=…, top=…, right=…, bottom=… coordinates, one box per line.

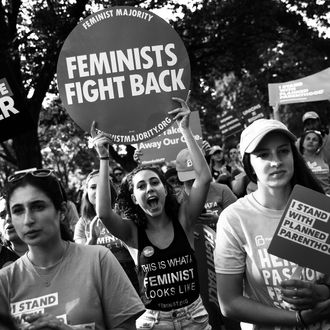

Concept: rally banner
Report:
left=57, top=6, right=190, bottom=144
left=136, top=111, right=203, bottom=164
left=194, top=224, right=225, bottom=329
left=0, top=78, right=34, bottom=142
left=268, top=185, right=330, bottom=275
left=268, top=68, right=330, bottom=106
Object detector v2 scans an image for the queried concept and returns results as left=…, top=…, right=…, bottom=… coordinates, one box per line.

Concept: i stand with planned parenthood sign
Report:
left=57, top=6, right=190, bottom=144
left=268, top=185, right=330, bottom=275
left=268, top=68, right=330, bottom=107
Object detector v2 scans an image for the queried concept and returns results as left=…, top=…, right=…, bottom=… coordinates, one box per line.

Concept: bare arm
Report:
left=170, top=96, right=212, bottom=229
left=217, top=273, right=330, bottom=326
left=91, top=122, right=137, bottom=248
left=217, top=273, right=298, bottom=326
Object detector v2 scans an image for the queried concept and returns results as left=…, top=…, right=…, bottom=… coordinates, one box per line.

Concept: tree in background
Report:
left=0, top=0, right=329, bottom=192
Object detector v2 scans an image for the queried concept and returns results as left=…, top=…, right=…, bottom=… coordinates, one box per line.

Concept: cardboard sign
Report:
left=57, top=6, right=190, bottom=144
left=136, top=111, right=203, bottom=164
left=268, top=185, right=330, bottom=275
left=268, top=68, right=330, bottom=106
left=0, top=78, right=33, bottom=142
left=241, top=103, right=264, bottom=125
left=194, top=224, right=224, bottom=329
left=219, top=113, right=244, bottom=138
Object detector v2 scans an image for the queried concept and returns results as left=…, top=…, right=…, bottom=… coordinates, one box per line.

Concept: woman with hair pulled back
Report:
left=92, top=97, right=212, bottom=329
left=214, top=119, right=330, bottom=329
left=0, top=169, right=144, bottom=329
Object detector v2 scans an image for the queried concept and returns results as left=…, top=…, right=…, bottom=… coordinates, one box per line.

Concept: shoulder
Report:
left=69, top=242, right=116, bottom=263
left=210, top=182, right=232, bottom=193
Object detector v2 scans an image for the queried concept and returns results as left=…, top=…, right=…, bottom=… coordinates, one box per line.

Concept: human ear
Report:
left=59, top=201, right=68, bottom=222
left=131, top=194, right=138, bottom=205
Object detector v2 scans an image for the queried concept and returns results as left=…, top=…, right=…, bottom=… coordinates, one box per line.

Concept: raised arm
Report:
left=91, top=122, right=137, bottom=247
left=169, top=96, right=212, bottom=227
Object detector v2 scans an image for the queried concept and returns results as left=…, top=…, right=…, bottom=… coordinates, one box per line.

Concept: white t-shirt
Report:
left=214, top=193, right=329, bottom=330
left=0, top=242, right=144, bottom=329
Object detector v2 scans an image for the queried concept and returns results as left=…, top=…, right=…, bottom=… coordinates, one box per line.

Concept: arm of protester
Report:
left=91, top=122, right=138, bottom=248
left=221, top=183, right=238, bottom=208
left=198, top=211, right=218, bottom=224
left=273, top=103, right=281, bottom=121
left=216, top=273, right=316, bottom=327
left=169, top=96, right=212, bottom=229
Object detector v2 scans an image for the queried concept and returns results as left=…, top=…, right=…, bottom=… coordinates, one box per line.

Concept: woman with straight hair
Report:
left=0, top=169, right=144, bottom=329
left=214, top=119, right=330, bottom=329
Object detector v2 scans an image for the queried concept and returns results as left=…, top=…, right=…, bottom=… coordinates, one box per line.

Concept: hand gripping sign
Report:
left=57, top=6, right=190, bottom=144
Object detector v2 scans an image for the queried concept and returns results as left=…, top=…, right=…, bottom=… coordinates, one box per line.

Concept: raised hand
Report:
left=90, top=121, right=111, bottom=158
left=169, top=91, right=191, bottom=130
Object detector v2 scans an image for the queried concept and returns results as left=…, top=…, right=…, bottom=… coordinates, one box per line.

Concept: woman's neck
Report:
left=253, top=185, right=291, bottom=210
left=303, top=150, right=317, bottom=158
left=10, top=241, right=28, bottom=256
left=28, top=238, right=68, bottom=267
left=146, top=213, right=171, bottom=231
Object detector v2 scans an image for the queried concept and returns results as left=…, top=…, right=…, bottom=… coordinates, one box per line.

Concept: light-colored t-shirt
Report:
left=0, top=242, right=144, bottom=329
left=304, top=154, right=330, bottom=195
left=214, top=193, right=329, bottom=330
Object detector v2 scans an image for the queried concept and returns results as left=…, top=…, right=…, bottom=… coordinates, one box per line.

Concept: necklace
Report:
left=27, top=241, right=69, bottom=287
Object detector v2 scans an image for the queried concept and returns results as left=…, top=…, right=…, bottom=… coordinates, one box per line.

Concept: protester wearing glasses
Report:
left=0, top=169, right=145, bottom=330
left=112, top=166, right=125, bottom=194
left=74, top=169, right=139, bottom=291
left=92, top=97, right=212, bottom=329
left=214, top=119, right=330, bottom=329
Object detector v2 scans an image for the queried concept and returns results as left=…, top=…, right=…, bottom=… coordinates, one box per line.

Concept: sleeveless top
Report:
left=137, top=219, right=200, bottom=311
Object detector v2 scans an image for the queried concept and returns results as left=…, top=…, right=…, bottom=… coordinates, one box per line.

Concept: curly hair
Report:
left=243, top=140, right=324, bottom=194
left=117, top=165, right=180, bottom=228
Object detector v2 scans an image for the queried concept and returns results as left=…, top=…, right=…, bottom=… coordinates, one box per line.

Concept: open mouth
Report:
left=147, top=196, right=159, bottom=208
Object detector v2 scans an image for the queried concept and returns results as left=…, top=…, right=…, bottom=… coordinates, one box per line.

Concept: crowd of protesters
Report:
left=1, top=101, right=330, bottom=329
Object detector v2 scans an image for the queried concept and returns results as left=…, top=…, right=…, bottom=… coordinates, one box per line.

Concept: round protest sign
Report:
left=57, top=6, right=190, bottom=144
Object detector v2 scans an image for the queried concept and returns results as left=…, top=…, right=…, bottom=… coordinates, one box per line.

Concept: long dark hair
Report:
left=5, top=174, right=73, bottom=241
left=243, top=140, right=324, bottom=194
left=80, top=169, right=117, bottom=221
left=117, top=165, right=180, bottom=228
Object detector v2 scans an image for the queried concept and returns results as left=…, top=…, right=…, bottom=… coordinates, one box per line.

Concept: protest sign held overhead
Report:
left=268, top=68, right=330, bottom=106
left=268, top=185, right=330, bottom=275
left=136, top=111, right=203, bottom=165
left=57, top=6, right=191, bottom=144
left=0, top=78, right=33, bottom=142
